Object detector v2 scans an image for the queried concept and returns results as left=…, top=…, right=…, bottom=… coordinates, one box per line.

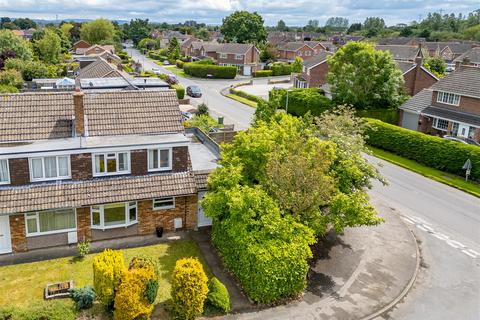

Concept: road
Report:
left=128, top=48, right=480, bottom=319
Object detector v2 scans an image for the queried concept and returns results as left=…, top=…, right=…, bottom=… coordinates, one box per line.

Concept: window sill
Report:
left=153, top=206, right=175, bottom=211
left=92, top=171, right=131, bottom=178
left=26, top=228, right=77, bottom=238
left=30, top=176, right=71, bottom=183
left=148, top=168, right=172, bottom=172
left=91, top=221, right=138, bottom=231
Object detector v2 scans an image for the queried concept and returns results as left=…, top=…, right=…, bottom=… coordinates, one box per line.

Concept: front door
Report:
left=458, top=124, right=470, bottom=138
left=243, top=66, right=252, bottom=76
left=197, top=192, right=212, bottom=227
left=0, top=215, right=12, bottom=254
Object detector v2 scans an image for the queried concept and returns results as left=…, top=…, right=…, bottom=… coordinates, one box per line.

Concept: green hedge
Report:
left=365, top=118, right=480, bottom=181
left=356, top=109, right=399, bottom=124
left=253, top=70, right=273, bottom=77
left=176, top=60, right=184, bottom=69
left=148, top=51, right=167, bottom=61
left=183, top=63, right=236, bottom=79
left=229, top=88, right=266, bottom=104
left=171, top=84, right=185, bottom=99
left=270, top=63, right=292, bottom=76
left=270, top=88, right=333, bottom=116
left=206, top=277, right=231, bottom=313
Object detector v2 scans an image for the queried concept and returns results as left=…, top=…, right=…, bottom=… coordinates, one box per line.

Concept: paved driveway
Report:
left=236, top=80, right=292, bottom=100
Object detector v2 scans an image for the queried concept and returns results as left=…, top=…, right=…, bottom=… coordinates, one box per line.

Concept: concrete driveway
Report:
left=237, top=80, right=293, bottom=100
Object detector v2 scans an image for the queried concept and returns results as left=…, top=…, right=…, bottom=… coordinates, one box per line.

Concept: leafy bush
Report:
left=113, top=258, right=157, bottom=320
left=4, top=58, right=57, bottom=81
left=93, top=249, right=125, bottom=310
left=194, top=59, right=215, bottom=65
left=176, top=59, right=184, bottom=68
left=0, top=69, right=23, bottom=88
left=70, top=285, right=95, bottom=310
left=365, top=118, right=480, bottom=181
left=253, top=70, right=273, bottom=77
left=270, top=62, right=292, bottom=76
left=270, top=88, right=333, bottom=116
left=197, top=103, right=209, bottom=116
left=184, top=114, right=220, bottom=133
left=0, top=300, right=76, bottom=320
left=356, top=109, right=399, bottom=124
left=0, top=84, right=18, bottom=93
left=206, top=277, right=231, bottom=313
left=171, top=257, right=209, bottom=320
left=229, top=88, right=266, bottom=104
left=77, top=240, right=90, bottom=258
left=171, top=84, right=185, bottom=99
left=183, top=63, right=236, bottom=79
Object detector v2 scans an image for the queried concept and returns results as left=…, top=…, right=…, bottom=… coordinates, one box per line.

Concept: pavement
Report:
left=234, top=80, right=292, bottom=100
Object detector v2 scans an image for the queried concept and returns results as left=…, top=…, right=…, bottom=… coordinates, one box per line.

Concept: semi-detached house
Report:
left=0, top=90, right=216, bottom=255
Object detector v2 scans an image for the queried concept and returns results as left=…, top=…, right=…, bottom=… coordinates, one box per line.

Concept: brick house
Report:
left=294, top=51, right=332, bottom=88
left=0, top=90, right=216, bottom=255
left=398, top=66, right=480, bottom=143
left=276, top=42, right=317, bottom=62
left=73, top=40, right=91, bottom=52
left=454, top=47, right=480, bottom=69
left=198, top=43, right=260, bottom=76
left=397, top=57, right=439, bottom=96
left=423, top=42, right=476, bottom=63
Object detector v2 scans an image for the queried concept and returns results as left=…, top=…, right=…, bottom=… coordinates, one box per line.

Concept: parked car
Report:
left=165, top=75, right=178, bottom=85
left=151, top=67, right=162, bottom=75
left=163, top=60, right=170, bottom=65
left=182, top=111, right=194, bottom=121
left=186, top=85, right=202, bottom=98
left=446, top=64, right=455, bottom=72
left=443, top=135, right=479, bottom=146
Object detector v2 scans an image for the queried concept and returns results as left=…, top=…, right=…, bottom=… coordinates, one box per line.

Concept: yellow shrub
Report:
left=113, top=266, right=156, bottom=320
left=171, top=258, right=209, bottom=320
left=92, top=249, right=125, bottom=309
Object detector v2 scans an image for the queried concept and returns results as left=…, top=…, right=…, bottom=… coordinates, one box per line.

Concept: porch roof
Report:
left=421, top=106, right=480, bottom=127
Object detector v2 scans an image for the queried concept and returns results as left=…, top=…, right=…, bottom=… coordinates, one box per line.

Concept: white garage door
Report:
left=197, top=192, right=212, bottom=227
left=243, top=66, right=252, bottom=76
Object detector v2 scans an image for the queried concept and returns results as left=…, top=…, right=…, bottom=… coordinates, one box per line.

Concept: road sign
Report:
left=462, top=159, right=472, bottom=181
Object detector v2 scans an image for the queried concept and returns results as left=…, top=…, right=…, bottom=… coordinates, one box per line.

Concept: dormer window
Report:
left=437, top=91, right=460, bottom=106
left=0, top=159, right=9, bottom=185
left=29, top=156, right=70, bottom=182
left=148, top=148, right=172, bottom=171
left=93, top=152, right=130, bottom=176
left=235, top=54, right=243, bottom=60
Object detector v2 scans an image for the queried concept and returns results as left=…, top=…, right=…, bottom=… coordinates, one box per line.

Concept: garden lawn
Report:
left=226, top=94, right=258, bottom=108
left=0, top=240, right=211, bottom=308
left=164, top=65, right=189, bottom=78
left=369, top=146, right=480, bottom=197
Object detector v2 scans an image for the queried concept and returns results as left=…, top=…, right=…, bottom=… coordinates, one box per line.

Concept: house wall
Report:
left=217, top=53, right=246, bottom=65
left=73, top=41, right=90, bottom=50
left=130, top=149, right=148, bottom=176
left=9, top=215, right=27, bottom=252
left=431, top=92, right=480, bottom=115
left=9, top=158, right=30, bottom=186
left=303, top=62, right=329, bottom=88
left=296, top=46, right=315, bottom=61
left=172, top=146, right=189, bottom=172
left=403, top=66, right=438, bottom=96
left=71, top=153, right=93, bottom=180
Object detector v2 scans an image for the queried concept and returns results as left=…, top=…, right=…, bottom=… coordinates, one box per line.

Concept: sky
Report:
left=0, top=0, right=478, bottom=26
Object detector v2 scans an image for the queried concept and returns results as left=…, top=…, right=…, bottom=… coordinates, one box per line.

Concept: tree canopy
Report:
left=0, top=29, right=32, bottom=62
left=363, top=17, right=386, bottom=37
left=34, top=28, right=62, bottom=64
left=327, top=41, right=406, bottom=109
left=80, top=18, right=116, bottom=44
left=220, top=11, right=267, bottom=44
left=123, top=19, right=151, bottom=45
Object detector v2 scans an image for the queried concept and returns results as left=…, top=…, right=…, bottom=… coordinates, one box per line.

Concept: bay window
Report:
left=91, top=202, right=137, bottom=229
left=0, top=159, right=9, bottom=184
left=93, top=152, right=130, bottom=176
left=148, top=148, right=172, bottom=171
left=432, top=118, right=449, bottom=131
left=25, top=208, right=76, bottom=236
left=29, top=156, right=70, bottom=182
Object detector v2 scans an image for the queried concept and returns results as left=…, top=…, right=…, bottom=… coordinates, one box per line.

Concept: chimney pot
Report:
left=73, top=91, right=85, bottom=137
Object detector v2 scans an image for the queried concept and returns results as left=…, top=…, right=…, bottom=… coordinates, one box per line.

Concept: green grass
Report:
left=226, top=93, right=258, bottom=108
left=369, top=146, right=480, bottom=198
left=164, top=65, right=189, bottom=78
left=0, top=240, right=211, bottom=308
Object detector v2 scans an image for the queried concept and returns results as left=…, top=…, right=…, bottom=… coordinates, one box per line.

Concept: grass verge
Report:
left=164, top=65, right=189, bottom=78
left=0, top=240, right=211, bottom=308
left=369, top=146, right=480, bottom=198
left=226, top=93, right=258, bottom=108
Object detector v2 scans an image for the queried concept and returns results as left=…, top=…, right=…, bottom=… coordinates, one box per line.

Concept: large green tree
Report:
left=80, top=18, right=116, bottom=44
left=0, top=30, right=32, bottom=62
left=34, top=29, right=62, bottom=64
left=220, top=11, right=267, bottom=44
left=327, top=41, right=406, bottom=109
left=123, top=19, right=150, bottom=46
left=363, top=17, right=385, bottom=37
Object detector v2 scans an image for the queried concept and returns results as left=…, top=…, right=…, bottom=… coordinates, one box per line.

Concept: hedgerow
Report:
left=253, top=70, right=273, bottom=77
left=365, top=118, right=480, bottom=181
left=229, top=87, right=266, bottom=104
left=171, top=84, right=185, bottom=99
left=270, top=88, right=333, bottom=116
left=183, top=63, right=236, bottom=79
left=270, top=62, right=292, bottom=76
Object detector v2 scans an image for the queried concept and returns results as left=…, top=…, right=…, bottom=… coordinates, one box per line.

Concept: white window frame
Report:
left=235, top=54, right=243, bottom=60
left=25, top=209, right=77, bottom=237
left=92, top=151, right=130, bottom=177
left=153, top=197, right=176, bottom=210
left=437, top=91, right=460, bottom=106
left=298, top=51, right=303, bottom=56
left=29, top=155, right=71, bottom=182
left=432, top=118, right=449, bottom=131
left=0, top=159, right=10, bottom=185
left=148, top=148, right=172, bottom=172
left=91, top=202, right=138, bottom=230
left=219, top=53, right=227, bottom=59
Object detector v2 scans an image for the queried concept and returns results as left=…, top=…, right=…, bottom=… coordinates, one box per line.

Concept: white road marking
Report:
left=446, top=240, right=466, bottom=249
left=462, top=249, right=480, bottom=259
left=402, top=217, right=415, bottom=224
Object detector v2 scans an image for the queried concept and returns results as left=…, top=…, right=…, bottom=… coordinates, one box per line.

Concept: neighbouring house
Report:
left=72, top=40, right=91, bottom=52
left=375, top=45, right=423, bottom=62
left=422, top=42, right=476, bottom=63
left=294, top=51, right=332, bottom=88
left=197, top=42, right=260, bottom=76
left=183, top=41, right=205, bottom=57
left=329, top=35, right=365, bottom=45
left=398, top=66, right=480, bottom=142
left=11, top=28, right=35, bottom=41
left=76, top=57, right=128, bottom=79
left=454, top=47, right=480, bottom=69
left=79, top=77, right=169, bottom=91
left=267, top=31, right=324, bottom=46
left=75, top=44, right=116, bottom=56
left=31, top=77, right=76, bottom=90
left=154, top=30, right=193, bottom=48
left=396, top=57, right=439, bottom=96
left=377, top=37, right=426, bottom=46
left=276, top=42, right=317, bottom=62
left=0, top=89, right=219, bottom=255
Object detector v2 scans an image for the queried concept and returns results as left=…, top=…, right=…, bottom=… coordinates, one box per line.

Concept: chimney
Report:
left=73, top=90, right=85, bottom=137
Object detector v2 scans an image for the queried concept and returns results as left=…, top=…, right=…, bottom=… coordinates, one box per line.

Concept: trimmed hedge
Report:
left=176, top=59, right=184, bottom=68
left=207, top=277, right=231, bottom=313
left=229, top=88, right=266, bottom=104
left=171, top=84, right=185, bottom=99
left=93, top=249, right=125, bottom=310
left=270, top=63, right=292, bottom=76
left=356, top=109, right=399, bottom=125
left=270, top=88, right=333, bottom=116
left=183, top=63, right=237, bottom=79
left=253, top=70, right=273, bottom=77
left=365, top=118, right=480, bottom=181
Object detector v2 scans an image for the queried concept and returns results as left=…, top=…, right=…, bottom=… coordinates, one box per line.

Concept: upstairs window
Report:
left=0, top=159, right=9, bottom=184
left=235, top=54, right=243, bottom=60
left=148, top=148, right=172, bottom=171
left=93, top=152, right=130, bottom=176
left=29, top=156, right=70, bottom=182
left=437, top=91, right=460, bottom=106
left=219, top=53, right=227, bottom=59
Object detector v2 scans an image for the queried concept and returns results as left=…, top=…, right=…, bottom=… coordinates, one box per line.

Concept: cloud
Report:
left=0, top=0, right=478, bottom=25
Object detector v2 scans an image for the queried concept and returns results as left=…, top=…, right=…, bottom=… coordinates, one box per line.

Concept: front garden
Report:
left=0, top=240, right=231, bottom=320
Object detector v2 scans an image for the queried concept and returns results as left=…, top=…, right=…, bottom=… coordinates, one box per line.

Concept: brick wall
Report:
left=305, top=62, right=329, bottom=88
left=172, top=146, right=189, bottom=172
left=9, top=214, right=27, bottom=252
left=137, top=195, right=198, bottom=234
left=131, top=149, right=148, bottom=176
left=71, top=153, right=93, bottom=180
left=76, top=207, right=91, bottom=242
left=432, top=92, right=480, bottom=115
left=9, top=158, right=30, bottom=186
